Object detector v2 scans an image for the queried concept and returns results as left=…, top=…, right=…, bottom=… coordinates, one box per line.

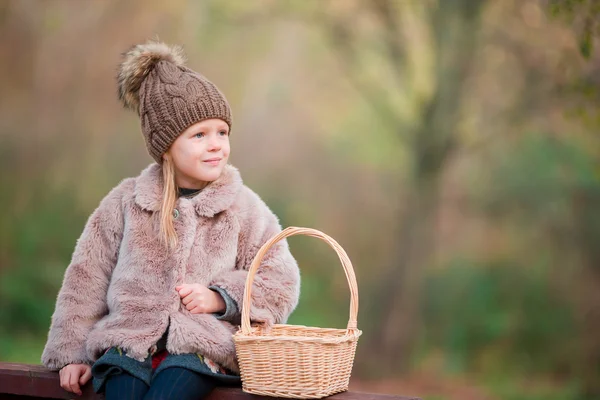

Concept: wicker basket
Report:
left=233, top=226, right=362, bottom=399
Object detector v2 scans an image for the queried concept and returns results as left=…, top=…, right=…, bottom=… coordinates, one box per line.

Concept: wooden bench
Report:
left=0, top=363, right=419, bottom=399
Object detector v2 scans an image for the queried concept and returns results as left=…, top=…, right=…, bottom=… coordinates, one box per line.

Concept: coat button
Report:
left=172, top=208, right=180, bottom=219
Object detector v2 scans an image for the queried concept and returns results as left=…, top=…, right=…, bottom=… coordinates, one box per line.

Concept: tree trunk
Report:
left=378, top=172, right=440, bottom=372
left=571, top=189, right=600, bottom=399
left=371, top=0, right=487, bottom=372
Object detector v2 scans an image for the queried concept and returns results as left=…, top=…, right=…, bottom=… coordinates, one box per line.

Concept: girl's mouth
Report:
left=203, top=158, right=221, bottom=166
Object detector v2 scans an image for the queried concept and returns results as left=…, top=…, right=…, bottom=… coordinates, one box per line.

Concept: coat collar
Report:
left=133, top=162, right=243, bottom=217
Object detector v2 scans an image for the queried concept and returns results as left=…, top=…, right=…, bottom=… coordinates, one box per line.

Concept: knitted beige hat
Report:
left=117, top=40, right=232, bottom=163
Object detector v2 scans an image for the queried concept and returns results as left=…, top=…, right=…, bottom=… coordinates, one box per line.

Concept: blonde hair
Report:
left=160, top=153, right=179, bottom=250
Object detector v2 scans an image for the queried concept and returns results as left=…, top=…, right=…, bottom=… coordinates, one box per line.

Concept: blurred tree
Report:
left=2, top=0, right=598, bottom=397
left=543, top=2, right=600, bottom=397
left=548, top=0, right=600, bottom=58
left=480, top=133, right=600, bottom=399
left=308, top=0, right=489, bottom=373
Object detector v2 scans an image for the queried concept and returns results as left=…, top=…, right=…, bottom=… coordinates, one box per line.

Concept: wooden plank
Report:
left=0, top=363, right=419, bottom=400
left=205, top=388, right=420, bottom=400
left=0, top=363, right=97, bottom=399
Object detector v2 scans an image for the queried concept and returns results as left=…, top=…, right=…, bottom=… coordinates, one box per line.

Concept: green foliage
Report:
left=486, top=377, right=582, bottom=400
left=422, top=259, right=576, bottom=376
left=0, top=184, right=87, bottom=361
left=549, top=0, right=600, bottom=59
left=2, top=1, right=600, bottom=397
left=485, top=133, right=600, bottom=213
left=483, top=133, right=600, bottom=279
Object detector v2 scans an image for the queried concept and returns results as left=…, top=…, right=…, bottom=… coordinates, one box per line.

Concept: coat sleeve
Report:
left=41, top=180, right=128, bottom=370
left=208, top=285, right=240, bottom=323
left=209, top=187, right=300, bottom=328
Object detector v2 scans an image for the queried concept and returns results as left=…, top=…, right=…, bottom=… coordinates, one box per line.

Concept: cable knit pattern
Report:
left=118, top=40, right=232, bottom=163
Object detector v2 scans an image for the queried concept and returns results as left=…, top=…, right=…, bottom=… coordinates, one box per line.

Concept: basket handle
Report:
left=241, top=226, right=359, bottom=335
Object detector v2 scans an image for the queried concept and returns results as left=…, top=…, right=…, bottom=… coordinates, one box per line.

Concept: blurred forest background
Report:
left=1, top=1, right=599, bottom=399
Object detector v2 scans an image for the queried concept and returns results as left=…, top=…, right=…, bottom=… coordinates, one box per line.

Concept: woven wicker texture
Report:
left=233, top=227, right=362, bottom=399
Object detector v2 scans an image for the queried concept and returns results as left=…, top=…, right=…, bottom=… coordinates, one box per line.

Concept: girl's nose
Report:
left=208, top=134, right=221, bottom=151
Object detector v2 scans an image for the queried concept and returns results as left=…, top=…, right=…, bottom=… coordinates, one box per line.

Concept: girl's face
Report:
left=166, top=118, right=231, bottom=189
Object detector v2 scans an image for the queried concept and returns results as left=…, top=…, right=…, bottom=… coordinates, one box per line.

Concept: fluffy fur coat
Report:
left=41, top=163, right=301, bottom=373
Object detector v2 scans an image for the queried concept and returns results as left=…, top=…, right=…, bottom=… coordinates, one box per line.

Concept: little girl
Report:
left=41, top=40, right=301, bottom=400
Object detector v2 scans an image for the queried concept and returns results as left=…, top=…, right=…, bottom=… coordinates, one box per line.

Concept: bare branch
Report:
left=312, top=6, right=405, bottom=130
left=369, top=0, right=407, bottom=85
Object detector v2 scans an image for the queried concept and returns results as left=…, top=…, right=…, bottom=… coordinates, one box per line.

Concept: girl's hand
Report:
left=59, top=363, right=91, bottom=396
left=176, top=283, right=226, bottom=314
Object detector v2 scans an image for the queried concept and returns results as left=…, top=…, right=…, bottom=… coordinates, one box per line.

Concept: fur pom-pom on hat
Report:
left=117, top=40, right=186, bottom=113
left=116, top=39, right=232, bottom=163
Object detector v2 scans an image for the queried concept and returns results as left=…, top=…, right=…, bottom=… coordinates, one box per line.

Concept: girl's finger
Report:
left=69, top=371, right=81, bottom=395
left=186, top=299, right=198, bottom=311
left=182, top=293, right=196, bottom=305
left=59, top=370, right=68, bottom=390
left=177, top=286, right=192, bottom=297
left=189, top=305, right=202, bottom=314
left=63, top=370, right=73, bottom=392
left=80, top=367, right=92, bottom=385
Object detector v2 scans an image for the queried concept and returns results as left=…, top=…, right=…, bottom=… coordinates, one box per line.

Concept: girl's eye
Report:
left=219, top=130, right=229, bottom=136
left=194, top=133, right=204, bottom=138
